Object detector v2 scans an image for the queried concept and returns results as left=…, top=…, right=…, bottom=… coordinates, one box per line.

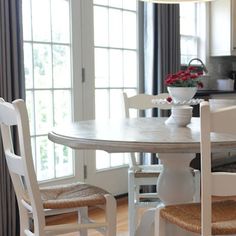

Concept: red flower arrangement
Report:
left=165, top=66, right=204, bottom=88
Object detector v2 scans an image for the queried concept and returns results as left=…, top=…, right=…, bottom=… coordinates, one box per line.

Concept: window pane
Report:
left=32, top=0, right=51, bottom=42
left=36, top=136, right=54, bottom=181
left=109, top=9, right=123, bottom=48
left=31, top=137, right=36, bottom=166
left=181, top=36, right=197, bottom=59
left=95, top=89, right=109, bottom=119
left=24, top=43, right=33, bottom=89
left=33, top=44, right=52, bottom=88
left=55, top=144, right=73, bottom=178
left=123, top=11, right=137, bottom=49
left=123, top=0, right=137, bottom=11
left=109, top=49, right=123, bottom=87
left=110, top=89, right=123, bottom=119
left=123, top=50, right=137, bottom=87
left=111, top=153, right=125, bottom=167
left=109, top=0, right=122, bottom=8
left=180, top=2, right=198, bottom=65
left=22, top=0, right=32, bottom=41
left=94, top=0, right=108, bottom=6
left=95, top=48, right=109, bottom=88
left=35, top=91, right=53, bottom=135
left=53, top=45, right=71, bottom=88
left=94, top=6, right=109, bottom=46
left=96, top=151, right=110, bottom=169
left=180, top=3, right=196, bottom=36
left=51, top=0, right=70, bottom=43
left=26, top=91, right=35, bottom=136
left=54, top=90, right=72, bottom=125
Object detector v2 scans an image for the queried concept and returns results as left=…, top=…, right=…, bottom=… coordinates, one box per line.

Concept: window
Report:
left=93, top=0, right=138, bottom=170
left=22, top=0, right=139, bottom=186
left=23, top=0, right=73, bottom=181
left=180, top=2, right=207, bottom=65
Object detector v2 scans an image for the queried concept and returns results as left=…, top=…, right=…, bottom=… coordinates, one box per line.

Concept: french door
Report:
left=22, top=0, right=139, bottom=195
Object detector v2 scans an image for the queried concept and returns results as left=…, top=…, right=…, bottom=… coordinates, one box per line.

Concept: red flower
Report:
left=190, top=74, right=198, bottom=79
left=166, top=96, right=172, bottom=103
left=164, top=67, right=204, bottom=88
left=197, top=82, right=204, bottom=88
left=187, top=66, right=197, bottom=71
left=197, top=71, right=203, bottom=76
left=176, top=70, right=184, bottom=76
left=181, top=76, right=189, bottom=81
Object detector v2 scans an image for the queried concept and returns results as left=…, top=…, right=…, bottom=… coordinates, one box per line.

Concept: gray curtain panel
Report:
left=142, top=3, right=180, bottom=167
left=144, top=3, right=180, bottom=97
left=0, top=0, right=25, bottom=235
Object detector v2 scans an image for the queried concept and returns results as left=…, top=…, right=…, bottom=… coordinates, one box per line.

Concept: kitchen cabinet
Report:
left=210, top=0, right=236, bottom=56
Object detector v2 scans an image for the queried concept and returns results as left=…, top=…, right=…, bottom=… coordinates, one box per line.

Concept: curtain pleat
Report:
left=0, top=0, right=25, bottom=235
left=144, top=3, right=180, bottom=96
left=143, top=3, right=180, bottom=166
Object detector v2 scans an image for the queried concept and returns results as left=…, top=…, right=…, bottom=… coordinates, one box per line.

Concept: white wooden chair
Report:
left=0, top=98, right=116, bottom=236
left=155, top=101, right=236, bottom=236
left=123, top=93, right=200, bottom=236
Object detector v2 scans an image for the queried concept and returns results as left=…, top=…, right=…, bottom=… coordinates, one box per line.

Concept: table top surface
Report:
left=48, top=117, right=236, bottom=153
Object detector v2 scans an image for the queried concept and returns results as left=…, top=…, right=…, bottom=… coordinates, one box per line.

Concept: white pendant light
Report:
left=140, top=0, right=213, bottom=3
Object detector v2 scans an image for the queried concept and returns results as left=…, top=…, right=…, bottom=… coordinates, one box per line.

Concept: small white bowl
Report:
left=172, top=114, right=192, bottom=127
left=172, top=106, right=193, bottom=115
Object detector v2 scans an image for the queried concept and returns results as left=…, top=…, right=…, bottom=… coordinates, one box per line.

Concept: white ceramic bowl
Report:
left=172, top=106, right=193, bottom=115
left=167, top=87, right=197, bottom=103
left=172, top=114, right=192, bottom=127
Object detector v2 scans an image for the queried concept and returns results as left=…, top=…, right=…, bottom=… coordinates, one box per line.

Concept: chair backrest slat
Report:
left=123, top=93, right=169, bottom=118
left=210, top=106, right=236, bottom=133
left=5, top=152, right=25, bottom=176
left=212, top=173, right=236, bottom=196
left=0, top=101, right=17, bottom=125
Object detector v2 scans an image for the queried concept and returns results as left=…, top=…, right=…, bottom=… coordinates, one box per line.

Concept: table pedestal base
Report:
left=135, top=153, right=197, bottom=236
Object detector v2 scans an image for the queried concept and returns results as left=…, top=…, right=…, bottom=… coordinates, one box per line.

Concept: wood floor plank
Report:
left=46, top=197, right=129, bottom=236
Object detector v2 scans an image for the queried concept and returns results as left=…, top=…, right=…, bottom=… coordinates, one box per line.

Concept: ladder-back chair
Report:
left=0, top=98, right=116, bottom=236
left=123, top=93, right=200, bottom=236
left=155, top=101, right=236, bottom=236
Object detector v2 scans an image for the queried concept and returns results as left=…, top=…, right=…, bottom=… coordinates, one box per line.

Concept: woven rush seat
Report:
left=134, top=164, right=162, bottom=178
left=23, top=182, right=108, bottom=209
left=134, top=170, right=160, bottom=178
left=160, top=200, right=236, bottom=235
left=135, top=166, right=197, bottom=178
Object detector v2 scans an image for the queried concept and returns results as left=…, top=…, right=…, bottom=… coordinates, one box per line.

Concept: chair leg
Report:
left=135, top=208, right=155, bottom=236
left=78, top=207, right=88, bottom=236
left=128, top=172, right=137, bottom=236
left=155, top=207, right=166, bottom=236
left=193, top=169, right=200, bottom=203
left=104, top=194, right=116, bottom=236
left=19, top=205, right=30, bottom=236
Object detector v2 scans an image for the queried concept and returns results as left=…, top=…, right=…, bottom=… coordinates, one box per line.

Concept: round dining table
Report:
left=48, top=117, right=236, bottom=236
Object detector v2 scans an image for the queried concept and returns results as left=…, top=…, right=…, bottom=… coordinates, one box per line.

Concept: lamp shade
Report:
left=140, top=0, right=213, bottom=3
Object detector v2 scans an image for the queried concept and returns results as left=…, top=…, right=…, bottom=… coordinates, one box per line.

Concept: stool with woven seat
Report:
left=0, top=98, right=116, bottom=236
left=155, top=101, right=236, bottom=236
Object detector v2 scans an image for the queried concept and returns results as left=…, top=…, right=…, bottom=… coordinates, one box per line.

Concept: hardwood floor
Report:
left=46, top=197, right=129, bottom=236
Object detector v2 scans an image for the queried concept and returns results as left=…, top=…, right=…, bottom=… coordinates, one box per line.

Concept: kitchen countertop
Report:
left=196, top=90, right=236, bottom=96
